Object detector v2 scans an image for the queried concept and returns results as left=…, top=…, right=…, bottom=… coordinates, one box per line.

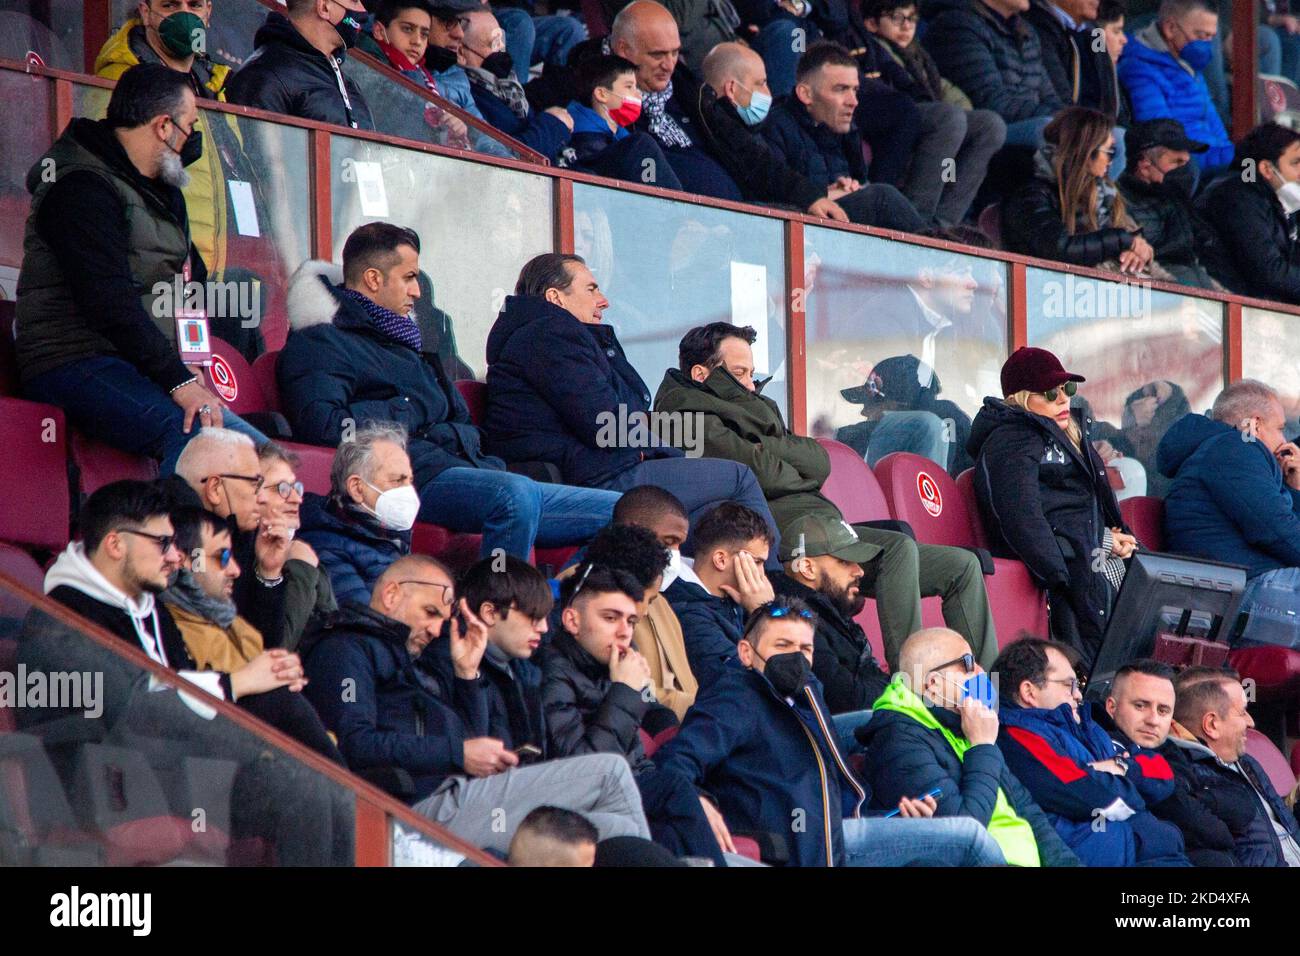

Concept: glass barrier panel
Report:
left=1242, top=307, right=1300, bottom=433
left=0, top=68, right=52, bottom=297
left=331, top=134, right=554, bottom=380
left=71, top=81, right=312, bottom=357
left=572, top=181, right=790, bottom=418
left=0, top=577, right=359, bottom=866
left=111, top=0, right=266, bottom=69
left=0, top=0, right=85, bottom=71
left=1026, top=268, right=1225, bottom=499
left=803, top=225, right=1007, bottom=476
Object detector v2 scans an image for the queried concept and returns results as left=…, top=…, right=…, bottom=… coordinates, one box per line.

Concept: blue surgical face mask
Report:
left=1178, top=38, right=1213, bottom=71
left=736, top=85, right=772, bottom=126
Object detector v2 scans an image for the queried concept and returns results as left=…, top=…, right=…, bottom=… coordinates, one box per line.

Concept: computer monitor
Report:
left=1084, top=551, right=1247, bottom=703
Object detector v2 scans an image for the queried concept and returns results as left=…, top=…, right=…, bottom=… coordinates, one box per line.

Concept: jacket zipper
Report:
left=804, top=686, right=867, bottom=817
left=793, top=718, right=835, bottom=867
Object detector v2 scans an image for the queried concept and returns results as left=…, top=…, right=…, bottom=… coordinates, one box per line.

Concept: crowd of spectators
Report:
left=6, top=1, right=1300, bottom=868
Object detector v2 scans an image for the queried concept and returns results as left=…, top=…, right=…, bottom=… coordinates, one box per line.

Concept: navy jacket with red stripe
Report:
left=997, top=701, right=1187, bottom=866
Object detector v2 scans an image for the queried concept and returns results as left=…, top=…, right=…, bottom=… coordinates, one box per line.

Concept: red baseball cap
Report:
left=1000, top=347, right=1086, bottom=396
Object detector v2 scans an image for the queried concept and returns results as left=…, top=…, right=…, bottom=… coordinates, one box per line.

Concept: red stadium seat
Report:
left=69, top=429, right=157, bottom=498
left=1291, top=742, right=1300, bottom=782
left=0, top=397, right=69, bottom=552
left=1120, top=496, right=1166, bottom=552
left=280, top=441, right=334, bottom=496
left=0, top=542, right=43, bottom=596
left=1229, top=645, right=1300, bottom=704
left=455, top=379, right=486, bottom=426
left=203, top=337, right=269, bottom=416
left=874, top=452, right=1049, bottom=648
left=955, top=469, right=988, bottom=548
left=252, top=350, right=282, bottom=415
left=1245, top=728, right=1298, bottom=797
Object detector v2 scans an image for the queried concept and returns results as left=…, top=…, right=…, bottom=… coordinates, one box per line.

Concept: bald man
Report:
left=693, top=43, right=848, bottom=221
left=861, top=627, right=1079, bottom=867
left=614, top=0, right=735, bottom=73
left=167, top=427, right=313, bottom=648
left=609, top=1, right=743, bottom=200
left=301, top=553, right=652, bottom=855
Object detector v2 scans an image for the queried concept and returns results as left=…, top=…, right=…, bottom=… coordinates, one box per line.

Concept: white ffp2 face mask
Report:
left=365, top=481, right=420, bottom=531
left=1278, top=179, right=1300, bottom=215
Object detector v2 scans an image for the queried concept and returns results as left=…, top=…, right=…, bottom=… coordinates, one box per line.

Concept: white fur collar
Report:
left=287, top=259, right=345, bottom=331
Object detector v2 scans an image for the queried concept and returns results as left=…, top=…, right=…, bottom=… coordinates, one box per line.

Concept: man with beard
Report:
left=15, top=64, right=264, bottom=476
left=769, top=514, right=889, bottom=749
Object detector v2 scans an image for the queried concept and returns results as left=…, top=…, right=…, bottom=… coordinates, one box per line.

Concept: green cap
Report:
left=779, top=514, right=882, bottom=564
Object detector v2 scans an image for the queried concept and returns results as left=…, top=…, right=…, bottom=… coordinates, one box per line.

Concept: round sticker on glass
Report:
left=917, top=471, right=942, bottom=517
left=209, top=354, right=238, bottom=403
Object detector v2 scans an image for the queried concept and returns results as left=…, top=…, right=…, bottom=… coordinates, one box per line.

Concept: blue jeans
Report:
left=831, top=709, right=873, bottom=756
left=841, top=815, right=1006, bottom=866
left=1236, top=567, right=1300, bottom=651
left=866, top=411, right=950, bottom=472
left=604, top=457, right=782, bottom=570
left=23, top=354, right=267, bottom=476
left=1004, top=115, right=1052, bottom=149
left=753, top=18, right=814, bottom=98
left=417, top=466, right=620, bottom=559
left=494, top=7, right=587, bottom=71
left=1279, top=30, right=1300, bottom=85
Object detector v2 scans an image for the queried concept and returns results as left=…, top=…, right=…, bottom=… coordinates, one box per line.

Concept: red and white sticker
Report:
left=208, top=354, right=238, bottom=404
left=917, top=471, right=943, bottom=517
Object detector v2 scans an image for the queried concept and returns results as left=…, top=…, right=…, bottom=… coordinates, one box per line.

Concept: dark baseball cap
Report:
left=427, top=0, right=481, bottom=15
left=840, top=355, right=939, bottom=407
left=1000, top=347, right=1085, bottom=396
left=1125, top=119, right=1209, bottom=159
left=779, top=514, right=883, bottom=564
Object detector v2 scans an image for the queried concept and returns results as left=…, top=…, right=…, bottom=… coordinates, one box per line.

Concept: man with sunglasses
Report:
left=170, top=428, right=306, bottom=651
left=994, top=636, right=1188, bottom=866
left=862, top=627, right=1080, bottom=866
left=641, top=600, right=1008, bottom=866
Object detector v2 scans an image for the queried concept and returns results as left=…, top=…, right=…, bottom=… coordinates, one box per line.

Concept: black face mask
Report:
left=1161, top=160, right=1196, bottom=200
left=479, top=50, right=514, bottom=80
left=757, top=650, right=811, bottom=699
left=170, top=118, right=203, bottom=167
left=332, top=12, right=361, bottom=49
left=425, top=43, right=459, bottom=73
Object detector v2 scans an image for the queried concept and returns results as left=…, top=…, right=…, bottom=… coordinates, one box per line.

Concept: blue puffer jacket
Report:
left=641, top=666, right=866, bottom=867
left=1117, top=23, right=1233, bottom=170
left=300, top=602, right=487, bottom=801
left=297, top=492, right=411, bottom=608
left=661, top=576, right=745, bottom=689
left=922, top=0, right=1062, bottom=123
left=469, top=81, right=571, bottom=162
left=483, top=294, right=681, bottom=487
left=1157, top=412, right=1300, bottom=579
left=280, top=263, right=506, bottom=489
left=1166, top=735, right=1300, bottom=868
left=997, top=701, right=1187, bottom=866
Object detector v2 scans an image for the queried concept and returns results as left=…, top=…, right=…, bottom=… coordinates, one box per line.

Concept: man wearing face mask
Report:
left=1116, top=119, right=1219, bottom=290
left=459, top=7, right=575, bottom=162
left=640, top=601, right=1009, bottom=866
left=692, top=42, right=852, bottom=222
left=419, top=0, right=513, bottom=159
left=1196, top=122, right=1300, bottom=304
left=298, top=422, right=419, bottom=607
left=861, top=627, right=1080, bottom=866
left=16, top=64, right=265, bottom=477
left=226, top=0, right=375, bottom=130
left=1117, top=0, right=1232, bottom=172
left=95, top=1, right=243, bottom=279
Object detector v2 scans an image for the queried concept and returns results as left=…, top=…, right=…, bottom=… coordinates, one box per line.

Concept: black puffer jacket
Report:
left=770, top=571, right=889, bottom=716
left=1196, top=172, right=1300, bottom=305
left=692, top=83, right=825, bottom=211
left=1163, top=736, right=1300, bottom=868
left=1149, top=735, right=1241, bottom=867
left=1022, top=0, right=1121, bottom=117
left=537, top=631, right=656, bottom=773
left=226, top=12, right=374, bottom=131
left=1002, top=170, right=1139, bottom=267
left=966, top=399, right=1125, bottom=668
left=1117, top=172, right=1207, bottom=275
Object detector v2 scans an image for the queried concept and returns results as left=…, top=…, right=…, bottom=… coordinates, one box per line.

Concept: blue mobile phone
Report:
left=883, top=786, right=943, bottom=817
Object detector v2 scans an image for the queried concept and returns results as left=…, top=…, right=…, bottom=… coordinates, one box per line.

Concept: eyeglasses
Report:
left=570, top=562, right=594, bottom=600
left=211, top=473, right=265, bottom=492
left=742, top=603, right=815, bottom=638
left=767, top=605, right=815, bottom=621
left=396, top=580, right=455, bottom=604
left=883, top=12, right=920, bottom=25
left=1041, top=381, right=1078, bottom=402
left=213, top=547, right=233, bottom=570
left=1093, top=146, right=1117, bottom=159
left=269, top=480, right=305, bottom=500
left=117, top=528, right=177, bottom=554
left=929, top=653, right=976, bottom=676
left=1043, top=676, right=1086, bottom=694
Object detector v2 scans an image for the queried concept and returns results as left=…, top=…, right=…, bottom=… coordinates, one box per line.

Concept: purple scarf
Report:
left=339, top=286, right=422, bottom=352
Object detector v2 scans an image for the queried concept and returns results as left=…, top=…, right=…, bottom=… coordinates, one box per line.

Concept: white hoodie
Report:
left=45, top=543, right=225, bottom=717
